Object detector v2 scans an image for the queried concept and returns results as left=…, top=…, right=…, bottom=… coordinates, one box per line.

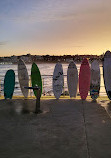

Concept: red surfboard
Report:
left=79, top=58, right=91, bottom=100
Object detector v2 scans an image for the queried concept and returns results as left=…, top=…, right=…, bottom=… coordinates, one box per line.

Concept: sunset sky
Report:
left=0, top=0, right=111, bottom=56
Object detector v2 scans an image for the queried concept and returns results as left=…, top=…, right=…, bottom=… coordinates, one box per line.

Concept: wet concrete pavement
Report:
left=0, top=99, right=111, bottom=158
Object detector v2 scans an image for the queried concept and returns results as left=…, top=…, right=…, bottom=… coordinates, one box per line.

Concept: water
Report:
left=0, top=63, right=106, bottom=96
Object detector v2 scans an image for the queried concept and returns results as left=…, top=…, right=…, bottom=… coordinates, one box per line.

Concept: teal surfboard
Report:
left=4, top=69, right=15, bottom=99
left=31, top=63, right=42, bottom=97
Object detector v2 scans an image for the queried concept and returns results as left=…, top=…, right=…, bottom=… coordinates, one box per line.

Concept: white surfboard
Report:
left=67, top=61, right=78, bottom=98
left=18, top=59, right=29, bottom=98
left=53, top=63, right=64, bottom=99
left=103, top=51, right=111, bottom=100
left=90, top=60, right=100, bottom=100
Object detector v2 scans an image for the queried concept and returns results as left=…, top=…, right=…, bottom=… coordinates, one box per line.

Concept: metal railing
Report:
left=0, top=73, right=107, bottom=97
left=0, top=64, right=106, bottom=97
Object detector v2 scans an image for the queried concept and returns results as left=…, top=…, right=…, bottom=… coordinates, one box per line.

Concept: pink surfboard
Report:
left=79, top=58, right=91, bottom=100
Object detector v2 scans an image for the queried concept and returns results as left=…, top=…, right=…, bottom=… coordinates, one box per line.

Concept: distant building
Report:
left=0, top=53, right=103, bottom=64
left=65, top=58, right=73, bottom=62
left=1, top=57, right=12, bottom=63
left=20, top=54, right=32, bottom=63
left=11, top=55, right=18, bottom=63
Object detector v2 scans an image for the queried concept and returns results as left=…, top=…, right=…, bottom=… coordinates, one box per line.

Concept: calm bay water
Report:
left=0, top=63, right=106, bottom=96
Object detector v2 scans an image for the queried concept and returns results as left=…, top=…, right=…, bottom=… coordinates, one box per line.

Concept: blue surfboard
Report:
left=4, top=69, right=15, bottom=99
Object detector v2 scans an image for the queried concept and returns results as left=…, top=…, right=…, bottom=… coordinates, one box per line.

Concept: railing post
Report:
left=24, top=86, right=42, bottom=114
left=35, top=88, right=42, bottom=114
left=0, top=80, right=1, bottom=97
left=29, top=75, right=33, bottom=97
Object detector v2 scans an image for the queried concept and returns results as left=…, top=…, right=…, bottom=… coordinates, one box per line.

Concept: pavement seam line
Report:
left=104, top=107, right=111, bottom=120
left=82, top=100, right=90, bottom=158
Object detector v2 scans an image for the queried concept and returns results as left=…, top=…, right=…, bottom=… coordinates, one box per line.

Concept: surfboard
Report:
left=103, top=51, right=111, bottom=100
left=31, top=63, right=42, bottom=97
left=4, top=69, right=15, bottom=99
left=18, top=59, right=29, bottom=98
left=90, top=60, right=100, bottom=100
left=53, top=63, right=64, bottom=99
left=79, top=58, right=91, bottom=100
left=67, top=61, right=78, bottom=98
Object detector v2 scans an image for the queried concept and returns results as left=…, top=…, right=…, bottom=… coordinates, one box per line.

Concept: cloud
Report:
left=0, top=0, right=110, bottom=25
left=71, top=46, right=84, bottom=48
left=0, top=41, right=8, bottom=46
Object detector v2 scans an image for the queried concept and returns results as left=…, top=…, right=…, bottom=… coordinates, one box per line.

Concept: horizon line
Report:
left=0, top=53, right=105, bottom=58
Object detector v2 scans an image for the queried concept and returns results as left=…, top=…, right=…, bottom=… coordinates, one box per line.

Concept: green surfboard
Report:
left=4, top=69, right=15, bottom=99
left=31, top=63, right=42, bottom=97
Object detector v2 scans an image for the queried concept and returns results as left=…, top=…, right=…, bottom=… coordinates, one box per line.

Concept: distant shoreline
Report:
left=0, top=60, right=103, bottom=65
left=0, top=54, right=103, bottom=65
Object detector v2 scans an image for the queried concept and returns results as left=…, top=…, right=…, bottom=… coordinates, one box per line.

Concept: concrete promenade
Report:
left=0, top=99, right=111, bottom=158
